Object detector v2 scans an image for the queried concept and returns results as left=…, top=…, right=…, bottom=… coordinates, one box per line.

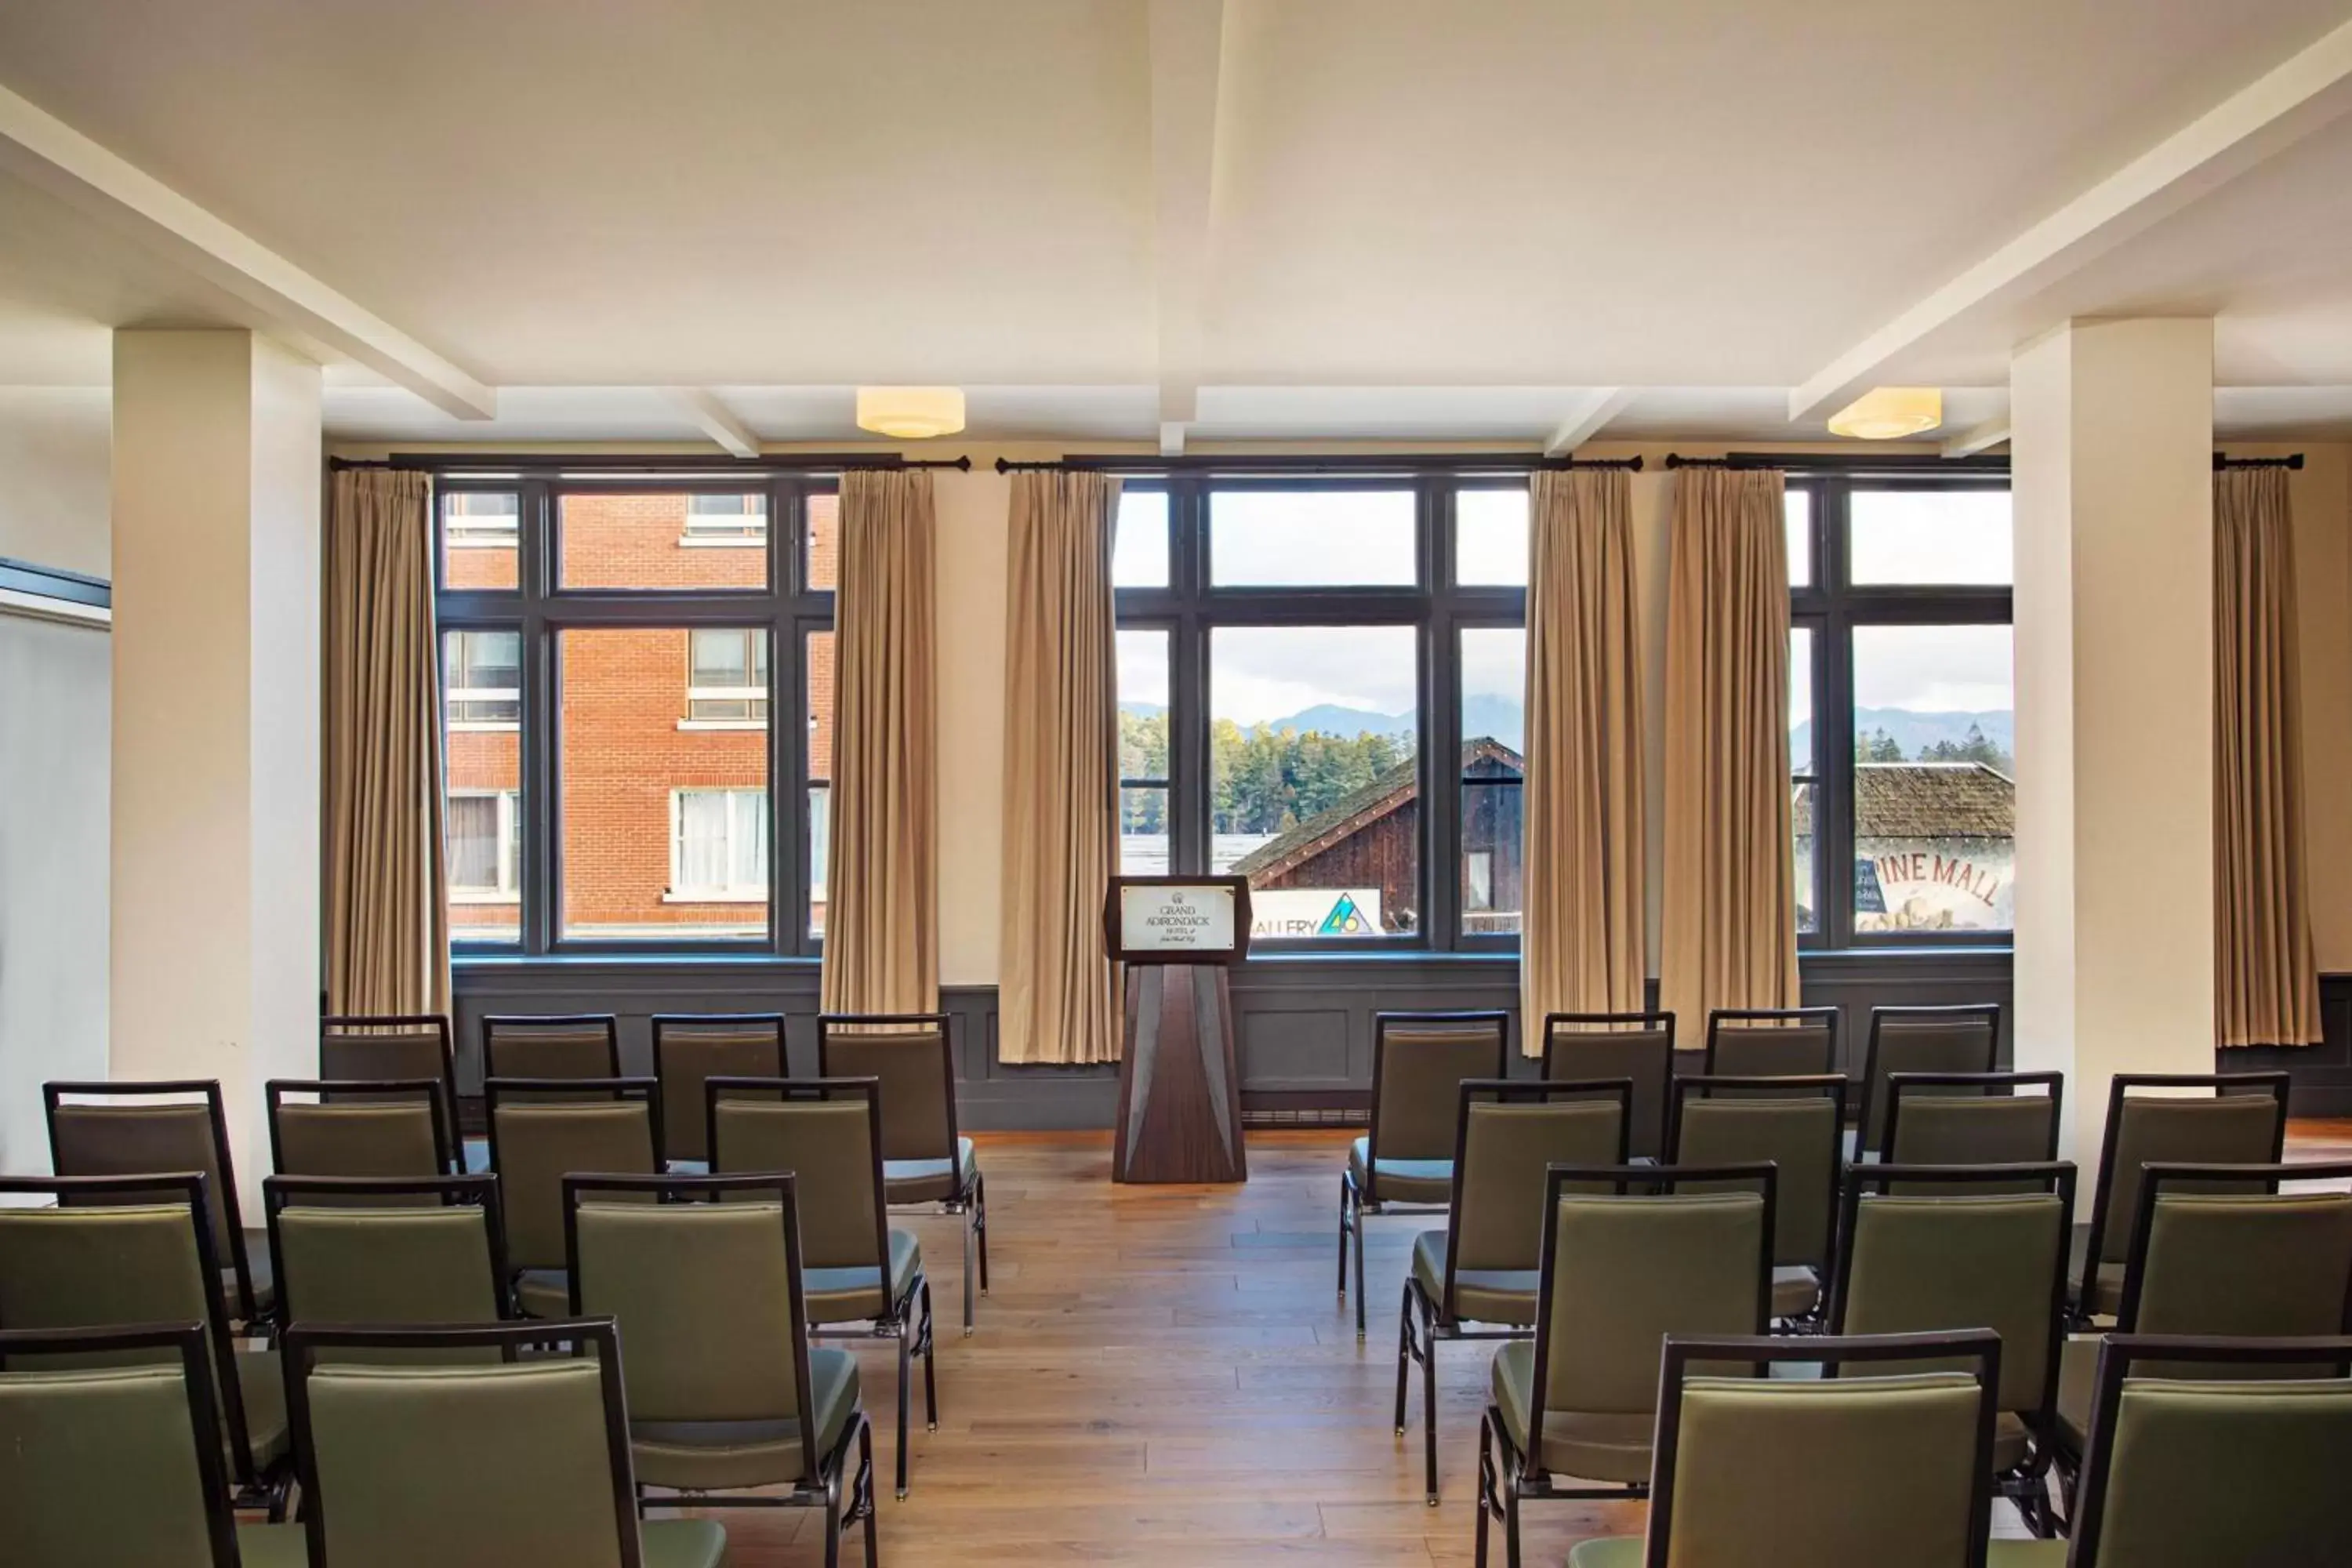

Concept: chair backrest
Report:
left=2082, top=1073, right=2291, bottom=1274
left=267, top=1078, right=452, bottom=1183
left=1368, top=1011, right=1508, bottom=1167
left=2068, top=1335, right=2352, bottom=1568
left=285, top=1319, right=652, bottom=1568
left=1528, top=1164, right=1774, bottom=1431
left=710, top=1078, right=890, bottom=1276
left=651, top=1014, right=786, bottom=1161
left=1668, top=1076, right=1847, bottom=1270
left=1541, top=1011, right=1676, bottom=1160
left=320, top=1014, right=460, bottom=1133
left=1645, top=1331, right=2000, bottom=1568
left=564, top=1172, right=823, bottom=1484
left=481, top=1014, right=622, bottom=1094
left=1439, top=1080, right=1629, bottom=1320
left=2119, top=1162, right=2352, bottom=1340
left=818, top=1012, right=959, bottom=1166
left=484, top=1080, right=660, bottom=1272
left=1830, top=1163, right=2074, bottom=1425
left=264, top=1174, right=510, bottom=1346
left=0, top=1174, right=258, bottom=1487
left=1856, top=1005, right=2000, bottom=1156
left=0, top=1323, right=241, bottom=1568
left=42, top=1080, right=256, bottom=1321
left=1882, top=1072, right=2063, bottom=1191
left=1702, top=1007, right=1838, bottom=1087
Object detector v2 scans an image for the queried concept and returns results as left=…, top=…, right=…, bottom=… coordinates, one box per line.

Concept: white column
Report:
left=111, top=330, right=322, bottom=1215
left=2009, top=318, right=2215, bottom=1174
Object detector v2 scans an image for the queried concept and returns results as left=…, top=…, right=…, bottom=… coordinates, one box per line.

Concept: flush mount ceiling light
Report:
left=1827, top=387, right=1943, bottom=441
left=855, top=386, right=966, bottom=440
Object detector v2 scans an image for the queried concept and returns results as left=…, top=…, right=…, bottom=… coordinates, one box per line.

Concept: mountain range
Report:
left=1795, top=707, right=2014, bottom=762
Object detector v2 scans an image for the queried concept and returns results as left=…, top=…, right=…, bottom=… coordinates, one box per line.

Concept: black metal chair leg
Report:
left=920, top=1278, right=938, bottom=1429
left=974, top=1173, right=989, bottom=1295
left=1352, top=1188, right=1368, bottom=1340
left=1392, top=1280, right=1414, bottom=1434
left=960, top=1200, right=977, bottom=1336
left=859, top=1417, right=879, bottom=1563
left=1504, top=1467, right=1524, bottom=1568
left=1421, top=1296, right=1439, bottom=1505
left=1475, top=1411, right=1494, bottom=1568
left=1337, top=1174, right=1351, bottom=1295
left=824, top=1467, right=842, bottom=1568
left=895, top=1313, right=913, bottom=1500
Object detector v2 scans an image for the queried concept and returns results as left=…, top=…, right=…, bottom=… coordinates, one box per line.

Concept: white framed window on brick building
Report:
left=684, top=628, right=770, bottom=726
left=448, top=789, right=521, bottom=902
left=445, top=630, right=521, bottom=728
left=670, top=787, right=770, bottom=902
left=682, top=492, right=768, bottom=543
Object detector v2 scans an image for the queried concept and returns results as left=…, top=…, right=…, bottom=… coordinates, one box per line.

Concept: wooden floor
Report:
left=689, top=1121, right=2352, bottom=1566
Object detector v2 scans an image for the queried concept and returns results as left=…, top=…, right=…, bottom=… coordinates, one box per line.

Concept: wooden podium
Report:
left=1106, top=877, right=1250, bottom=1184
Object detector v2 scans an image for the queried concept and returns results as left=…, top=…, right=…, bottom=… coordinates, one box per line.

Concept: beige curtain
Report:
left=999, top=472, right=1123, bottom=1065
left=2215, top=466, right=2321, bottom=1047
left=323, top=468, right=449, bottom=1017
left=819, top=470, right=939, bottom=1017
left=1659, top=466, right=1799, bottom=1028
left=1519, top=469, right=1646, bottom=1049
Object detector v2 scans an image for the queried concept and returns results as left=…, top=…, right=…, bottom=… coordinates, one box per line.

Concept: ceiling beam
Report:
left=1145, top=0, right=1233, bottom=455
left=1941, top=414, right=2012, bottom=459
left=1543, top=387, right=1635, bottom=456
left=1159, top=420, right=1188, bottom=457
left=0, top=83, right=496, bottom=420
left=1788, top=16, right=2352, bottom=423
left=673, top=389, right=760, bottom=458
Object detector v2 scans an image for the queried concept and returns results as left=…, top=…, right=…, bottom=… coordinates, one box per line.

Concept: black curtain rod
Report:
left=993, top=454, right=1642, bottom=475
left=328, top=453, right=972, bottom=474
left=2214, top=453, right=2304, bottom=470
left=1665, top=452, right=2013, bottom=474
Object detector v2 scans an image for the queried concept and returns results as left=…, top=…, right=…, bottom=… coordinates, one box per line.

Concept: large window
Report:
left=1114, top=472, right=1532, bottom=949
left=434, top=471, right=835, bottom=954
left=1789, top=474, right=2014, bottom=947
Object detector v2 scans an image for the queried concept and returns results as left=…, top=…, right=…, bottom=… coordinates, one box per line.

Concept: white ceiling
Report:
left=3, top=0, right=2352, bottom=444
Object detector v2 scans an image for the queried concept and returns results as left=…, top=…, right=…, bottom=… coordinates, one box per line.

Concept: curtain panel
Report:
left=2215, top=466, right=2322, bottom=1047
left=322, top=467, right=449, bottom=1017
left=1519, top=467, right=1647, bottom=1049
left=819, top=470, right=940, bottom=1017
left=999, top=471, right=1122, bottom=1065
left=1659, top=466, right=1799, bottom=1029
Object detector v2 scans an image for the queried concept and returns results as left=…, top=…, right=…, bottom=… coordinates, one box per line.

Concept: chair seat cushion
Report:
left=633, top=1348, right=861, bottom=1490
left=514, top=1267, right=572, bottom=1319
left=1490, top=1341, right=1652, bottom=1483
left=804, top=1229, right=923, bottom=1324
left=884, top=1137, right=979, bottom=1205
left=1771, top=1264, right=1820, bottom=1319
left=1991, top=1411, right=2031, bottom=1473
left=2081, top=1261, right=2125, bottom=1318
left=234, top=1347, right=289, bottom=1470
left=236, top=1522, right=310, bottom=1568
left=229, top=1235, right=274, bottom=1322
left=1985, top=1543, right=2068, bottom=1566
left=2056, top=1333, right=2100, bottom=1450
left=1410, top=1231, right=1537, bottom=1327
left=1348, top=1138, right=1453, bottom=1205
left=1566, top=1538, right=1643, bottom=1568
left=644, top=1519, right=730, bottom=1568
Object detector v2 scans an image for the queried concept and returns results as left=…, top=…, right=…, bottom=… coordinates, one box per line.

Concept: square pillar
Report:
left=2009, top=318, right=2215, bottom=1174
left=111, top=330, right=322, bottom=1214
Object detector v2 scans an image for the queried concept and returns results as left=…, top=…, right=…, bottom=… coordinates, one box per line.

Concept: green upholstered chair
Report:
left=1882, top=1071, right=2063, bottom=1189
left=1829, top=1162, right=2075, bottom=1535
left=266, top=1077, right=454, bottom=1183
left=564, top=1171, right=877, bottom=1559
left=1396, top=1078, right=1631, bottom=1505
left=1562, top=1330, right=2004, bottom=1568
left=1540, top=1011, right=1676, bottom=1161
left=1475, top=1163, right=1774, bottom=1567
left=1340, top=1011, right=1510, bottom=1339
left=481, top=1013, right=623, bottom=1100
left=0, top=1174, right=291, bottom=1514
left=281, top=1319, right=728, bottom=1568
left=320, top=1013, right=467, bottom=1168
left=710, top=1075, right=937, bottom=1499
left=43, top=1080, right=268, bottom=1330
left=1701, top=1006, right=1838, bottom=1087
left=2071, top=1073, right=2290, bottom=1322
left=0, top=1323, right=307, bottom=1568
left=1667, top=1074, right=1846, bottom=1321
left=652, top=1012, right=785, bottom=1170
left=1853, top=1004, right=2002, bottom=1159
left=484, top=1077, right=661, bottom=1320
left=263, top=1174, right=511, bottom=1345
left=820, top=1011, right=990, bottom=1338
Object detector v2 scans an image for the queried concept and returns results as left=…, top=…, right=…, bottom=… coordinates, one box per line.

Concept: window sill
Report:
left=449, top=892, right=521, bottom=906
left=677, top=719, right=768, bottom=731
left=445, top=537, right=517, bottom=550
left=660, top=891, right=768, bottom=905
left=449, top=721, right=521, bottom=734
left=677, top=535, right=768, bottom=549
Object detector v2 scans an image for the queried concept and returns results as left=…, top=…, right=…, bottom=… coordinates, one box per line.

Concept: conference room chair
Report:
left=1341, top=1009, right=1510, bottom=1339
left=264, top=1173, right=513, bottom=1340
left=0, top=1323, right=308, bottom=1567
left=1882, top=1071, right=2063, bottom=1185
left=2071, top=1071, right=2291, bottom=1321
left=43, top=1078, right=268, bottom=1330
left=1475, top=1163, right=1775, bottom=1566
left=0, top=1173, right=290, bottom=1514
left=2017, top=1336, right=2352, bottom=1568
left=1828, top=1162, right=2076, bottom=1536
left=485, top=1076, right=662, bottom=1320
left=652, top=1011, right=786, bottom=1170
left=280, top=1319, right=728, bottom=1568
left=1853, top=1003, right=2002, bottom=1160
left=266, top=1077, right=454, bottom=1183
left=1396, top=1077, right=1632, bottom=1505
left=481, top=1012, right=623, bottom=1098
left=1560, top=1330, right=2005, bottom=1568
left=1667, top=1074, right=1846, bottom=1321
left=1701, top=1005, right=1839, bottom=1087
left=1539, top=1010, right=1676, bottom=1160
left=820, top=1011, right=991, bottom=1337
left=320, top=1012, right=467, bottom=1165
left=710, top=1074, right=937, bottom=1500
left=564, top=1171, right=880, bottom=1560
